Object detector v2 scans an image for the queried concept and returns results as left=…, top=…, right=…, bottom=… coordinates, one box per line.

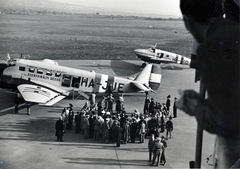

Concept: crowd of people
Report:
left=55, top=92, right=177, bottom=165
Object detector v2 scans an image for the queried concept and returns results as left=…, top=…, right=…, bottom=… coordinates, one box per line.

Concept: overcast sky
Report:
left=51, top=0, right=182, bottom=17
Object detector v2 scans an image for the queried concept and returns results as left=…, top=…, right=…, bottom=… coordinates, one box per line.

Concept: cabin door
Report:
left=61, top=74, right=72, bottom=87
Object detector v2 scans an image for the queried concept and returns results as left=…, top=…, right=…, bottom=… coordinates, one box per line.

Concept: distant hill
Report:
left=0, top=0, right=86, bottom=13
left=0, top=0, right=181, bottom=18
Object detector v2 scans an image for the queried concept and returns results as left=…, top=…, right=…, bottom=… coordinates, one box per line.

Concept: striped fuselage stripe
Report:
left=98, top=74, right=108, bottom=93
left=108, top=75, right=114, bottom=86
left=94, top=73, right=102, bottom=93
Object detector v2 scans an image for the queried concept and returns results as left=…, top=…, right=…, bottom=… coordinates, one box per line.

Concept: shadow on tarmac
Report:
left=63, top=157, right=148, bottom=166
left=41, top=141, right=148, bottom=152
left=0, top=116, right=56, bottom=142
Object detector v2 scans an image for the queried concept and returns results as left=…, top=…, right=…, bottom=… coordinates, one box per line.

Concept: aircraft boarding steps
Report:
left=72, top=89, right=89, bottom=100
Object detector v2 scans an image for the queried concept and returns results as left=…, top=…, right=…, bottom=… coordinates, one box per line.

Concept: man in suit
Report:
left=173, top=97, right=177, bottom=118
left=55, top=116, right=64, bottom=141
left=151, top=137, right=163, bottom=166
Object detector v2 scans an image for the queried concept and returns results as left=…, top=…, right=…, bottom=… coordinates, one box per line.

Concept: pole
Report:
left=194, top=79, right=206, bottom=168
left=190, top=39, right=205, bottom=168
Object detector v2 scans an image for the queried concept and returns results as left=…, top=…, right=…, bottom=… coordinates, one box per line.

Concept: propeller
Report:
left=5, top=53, right=11, bottom=65
left=150, top=43, right=157, bottom=50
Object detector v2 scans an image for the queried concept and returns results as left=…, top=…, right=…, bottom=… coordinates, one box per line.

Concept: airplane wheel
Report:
left=141, top=63, right=146, bottom=68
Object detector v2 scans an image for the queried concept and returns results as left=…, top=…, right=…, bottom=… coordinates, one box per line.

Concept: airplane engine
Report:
left=149, top=65, right=162, bottom=90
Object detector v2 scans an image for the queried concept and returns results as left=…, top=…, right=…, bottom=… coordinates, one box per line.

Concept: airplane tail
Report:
left=133, top=64, right=161, bottom=92
left=149, top=64, right=161, bottom=90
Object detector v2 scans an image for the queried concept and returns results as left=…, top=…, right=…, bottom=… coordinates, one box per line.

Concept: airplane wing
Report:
left=130, top=82, right=155, bottom=93
left=17, top=81, right=70, bottom=106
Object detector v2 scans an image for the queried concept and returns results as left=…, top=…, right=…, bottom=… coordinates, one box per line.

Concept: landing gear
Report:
left=141, top=62, right=147, bottom=68
left=145, top=91, right=149, bottom=97
left=26, top=102, right=31, bottom=115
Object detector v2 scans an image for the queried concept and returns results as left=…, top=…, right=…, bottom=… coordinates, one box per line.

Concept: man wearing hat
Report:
left=55, top=116, right=64, bottom=141
left=166, top=95, right=171, bottom=113
left=69, top=103, right=73, bottom=112
left=149, top=98, right=155, bottom=115
left=173, top=97, right=177, bottom=118
left=83, top=113, right=90, bottom=139
left=151, top=137, right=163, bottom=166
left=166, top=116, right=173, bottom=139
left=115, top=122, right=122, bottom=147
left=102, top=117, right=110, bottom=143
left=122, top=116, right=130, bottom=144
left=160, top=136, right=167, bottom=165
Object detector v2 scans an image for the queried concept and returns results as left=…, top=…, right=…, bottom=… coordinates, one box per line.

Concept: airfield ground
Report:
left=0, top=13, right=215, bottom=169
left=0, top=60, right=216, bottom=169
left=0, top=14, right=193, bottom=60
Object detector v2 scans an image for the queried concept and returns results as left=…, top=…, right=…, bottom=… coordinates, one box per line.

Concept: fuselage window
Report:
left=159, top=53, right=164, bottom=58
left=166, top=55, right=169, bottom=58
left=29, top=68, right=35, bottom=73
left=62, top=75, right=72, bottom=87
left=46, top=71, right=52, bottom=76
left=19, top=66, right=25, bottom=71
left=37, top=69, right=43, bottom=74
left=55, top=72, right=61, bottom=77
left=71, top=77, right=81, bottom=88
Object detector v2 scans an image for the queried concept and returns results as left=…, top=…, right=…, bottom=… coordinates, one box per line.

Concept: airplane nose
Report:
left=0, top=63, right=11, bottom=89
left=134, top=49, right=142, bottom=53
left=0, top=63, right=7, bottom=76
left=134, top=49, right=145, bottom=56
left=134, top=49, right=139, bottom=54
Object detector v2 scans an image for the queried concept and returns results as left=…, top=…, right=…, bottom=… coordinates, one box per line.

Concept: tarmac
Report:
left=0, top=60, right=216, bottom=169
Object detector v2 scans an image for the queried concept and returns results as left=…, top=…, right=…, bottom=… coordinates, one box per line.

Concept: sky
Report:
left=51, top=0, right=182, bottom=17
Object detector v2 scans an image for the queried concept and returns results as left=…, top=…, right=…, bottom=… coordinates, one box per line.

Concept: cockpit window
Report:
left=19, top=66, right=25, bottom=71
left=9, top=60, right=16, bottom=66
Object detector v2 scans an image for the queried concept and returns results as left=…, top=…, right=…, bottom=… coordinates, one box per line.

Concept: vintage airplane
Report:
left=134, top=43, right=191, bottom=66
left=0, top=54, right=162, bottom=106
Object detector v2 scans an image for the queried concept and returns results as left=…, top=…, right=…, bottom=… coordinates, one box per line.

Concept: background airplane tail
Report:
left=149, top=65, right=161, bottom=90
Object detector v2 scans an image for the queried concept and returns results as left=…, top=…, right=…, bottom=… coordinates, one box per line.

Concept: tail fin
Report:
left=134, top=64, right=152, bottom=84
left=133, top=64, right=161, bottom=92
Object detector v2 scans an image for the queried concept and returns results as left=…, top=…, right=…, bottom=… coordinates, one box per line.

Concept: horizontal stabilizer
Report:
left=130, top=82, right=154, bottom=93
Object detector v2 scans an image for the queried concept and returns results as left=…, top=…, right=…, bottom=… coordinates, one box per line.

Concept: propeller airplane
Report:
left=0, top=54, right=162, bottom=106
left=134, top=43, right=191, bottom=66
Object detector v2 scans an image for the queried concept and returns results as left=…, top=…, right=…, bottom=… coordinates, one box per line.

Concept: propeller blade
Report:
left=6, top=53, right=11, bottom=65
